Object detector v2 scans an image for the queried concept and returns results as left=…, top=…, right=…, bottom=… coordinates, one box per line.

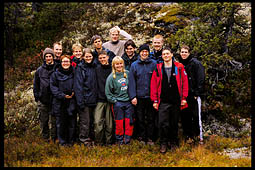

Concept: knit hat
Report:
left=139, top=44, right=150, bottom=54
left=43, top=48, right=55, bottom=60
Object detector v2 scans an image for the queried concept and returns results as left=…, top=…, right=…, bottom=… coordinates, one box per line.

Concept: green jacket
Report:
left=105, top=70, right=130, bottom=103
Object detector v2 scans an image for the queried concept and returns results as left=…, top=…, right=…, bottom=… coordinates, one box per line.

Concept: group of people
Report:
left=33, top=26, right=205, bottom=154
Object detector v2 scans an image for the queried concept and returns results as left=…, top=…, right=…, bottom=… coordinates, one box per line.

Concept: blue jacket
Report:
left=50, top=67, right=76, bottom=116
left=74, top=60, right=98, bottom=108
left=128, top=57, right=157, bottom=99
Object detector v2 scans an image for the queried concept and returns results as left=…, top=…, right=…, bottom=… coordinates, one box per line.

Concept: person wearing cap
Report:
left=91, top=35, right=116, bottom=65
left=50, top=55, right=77, bottom=146
left=150, top=47, right=189, bottom=154
left=128, top=43, right=157, bottom=145
left=102, top=26, right=132, bottom=57
left=178, top=44, right=205, bottom=145
left=33, top=47, right=57, bottom=142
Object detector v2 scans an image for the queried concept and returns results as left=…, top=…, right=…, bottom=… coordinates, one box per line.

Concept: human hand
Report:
left=131, top=97, right=137, bottom=106
left=153, top=102, right=158, bottom=110
left=181, top=99, right=187, bottom=106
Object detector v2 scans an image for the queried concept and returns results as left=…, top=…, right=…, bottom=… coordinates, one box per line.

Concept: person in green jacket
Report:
left=105, top=56, right=134, bottom=145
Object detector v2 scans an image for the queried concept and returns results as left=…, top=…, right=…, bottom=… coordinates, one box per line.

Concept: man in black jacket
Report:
left=178, top=45, right=205, bottom=144
left=33, top=48, right=57, bottom=142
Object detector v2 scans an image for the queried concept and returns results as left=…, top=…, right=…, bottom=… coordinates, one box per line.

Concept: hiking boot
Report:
left=147, top=139, right=155, bottom=146
left=160, top=144, right=167, bottom=154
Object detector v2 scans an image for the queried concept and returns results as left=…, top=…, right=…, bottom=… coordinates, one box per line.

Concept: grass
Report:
left=4, top=129, right=251, bottom=167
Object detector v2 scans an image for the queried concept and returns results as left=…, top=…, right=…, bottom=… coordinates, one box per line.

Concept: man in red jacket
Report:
left=150, top=47, right=189, bottom=154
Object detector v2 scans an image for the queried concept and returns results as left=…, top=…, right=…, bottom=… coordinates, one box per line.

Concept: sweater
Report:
left=105, top=71, right=130, bottom=103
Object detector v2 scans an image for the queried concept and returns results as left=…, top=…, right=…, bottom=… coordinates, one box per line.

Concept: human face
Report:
left=125, top=45, right=135, bottom=58
left=61, top=57, right=71, bottom=69
left=139, top=50, right=149, bottom=61
left=53, top=44, right=63, bottom=59
left=93, top=39, right=102, bottom=49
left=84, top=53, right=93, bottom=63
left=98, top=54, right=109, bottom=65
left=45, top=54, right=54, bottom=65
left=152, top=38, right=163, bottom=51
left=110, top=30, right=119, bottom=42
left=180, top=48, right=190, bottom=60
left=73, top=48, right=83, bottom=59
left=114, top=61, right=124, bottom=73
left=162, top=49, right=173, bottom=63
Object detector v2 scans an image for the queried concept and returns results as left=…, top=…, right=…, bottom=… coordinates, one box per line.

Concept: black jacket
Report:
left=121, top=52, right=138, bottom=71
left=179, top=55, right=205, bottom=98
left=33, top=62, right=56, bottom=104
left=95, top=63, right=112, bottom=102
left=74, top=60, right=98, bottom=109
left=50, top=66, right=76, bottom=116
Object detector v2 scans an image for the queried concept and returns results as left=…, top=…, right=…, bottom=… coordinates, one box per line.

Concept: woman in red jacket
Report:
left=150, top=47, right=189, bottom=154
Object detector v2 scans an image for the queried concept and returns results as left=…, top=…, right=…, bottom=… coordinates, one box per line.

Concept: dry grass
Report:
left=4, top=131, right=251, bottom=167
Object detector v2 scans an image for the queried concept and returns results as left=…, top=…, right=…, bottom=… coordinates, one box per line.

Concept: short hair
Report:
left=98, top=50, right=108, bottom=56
left=72, top=44, right=83, bottom=51
left=109, top=27, right=120, bottom=35
left=124, top=39, right=136, bottom=49
left=91, top=35, right=102, bottom=44
left=84, top=48, right=92, bottom=54
left=60, top=54, right=71, bottom=61
left=53, top=42, right=62, bottom=48
left=162, top=46, right=173, bottom=53
left=153, top=34, right=164, bottom=42
left=180, top=44, right=190, bottom=52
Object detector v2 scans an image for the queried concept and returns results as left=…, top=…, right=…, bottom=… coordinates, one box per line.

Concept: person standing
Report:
left=105, top=56, right=134, bottom=145
left=74, top=48, right=97, bottom=146
left=178, top=44, right=205, bottom=144
left=121, top=39, right=138, bottom=71
left=103, top=26, right=132, bottom=57
left=150, top=47, right=189, bottom=153
left=50, top=55, right=77, bottom=146
left=33, top=48, right=57, bottom=142
left=94, top=50, right=113, bottom=145
left=128, top=44, right=157, bottom=145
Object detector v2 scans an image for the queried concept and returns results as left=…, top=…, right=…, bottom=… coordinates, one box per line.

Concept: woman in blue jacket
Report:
left=74, top=48, right=98, bottom=146
left=50, top=55, right=76, bottom=146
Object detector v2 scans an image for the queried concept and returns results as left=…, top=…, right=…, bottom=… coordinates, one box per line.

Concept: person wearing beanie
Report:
left=91, top=34, right=115, bottom=65
left=33, top=47, right=57, bottom=142
left=128, top=43, right=157, bottom=146
left=50, top=55, right=77, bottom=146
left=102, top=26, right=132, bottom=57
left=178, top=45, right=205, bottom=145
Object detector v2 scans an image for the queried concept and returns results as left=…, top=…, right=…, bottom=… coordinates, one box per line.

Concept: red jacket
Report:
left=150, top=61, right=189, bottom=110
